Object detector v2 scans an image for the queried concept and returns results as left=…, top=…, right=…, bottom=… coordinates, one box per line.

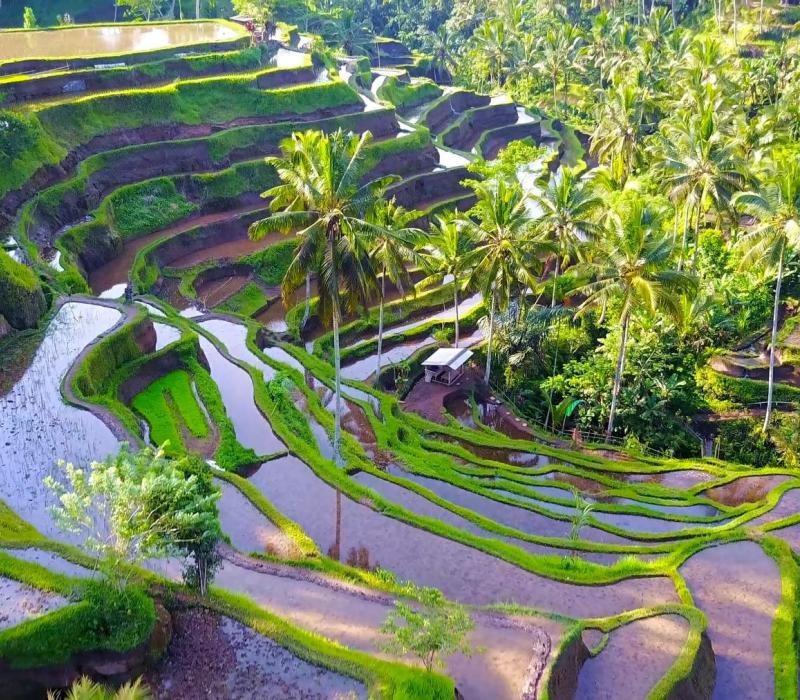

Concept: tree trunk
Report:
left=375, top=270, right=386, bottom=384
left=678, top=196, right=692, bottom=271
left=759, top=0, right=765, bottom=33
left=453, top=281, right=460, bottom=348
left=692, top=203, right=702, bottom=269
left=606, top=312, right=630, bottom=438
left=732, top=0, right=738, bottom=45
left=551, top=255, right=560, bottom=308
left=484, top=291, right=496, bottom=385
left=196, top=0, right=201, bottom=19
left=302, top=273, right=312, bottom=329
left=764, top=251, right=784, bottom=431
left=672, top=0, right=677, bottom=26
left=332, top=303, right=343, bottom=466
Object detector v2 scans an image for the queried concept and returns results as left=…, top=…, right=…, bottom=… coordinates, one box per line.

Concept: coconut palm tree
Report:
left=536, top=25, right=584, bottom=115
left=590, top=81, right=648, bottom=184
left=416, top=214, right=474, bottom=348
left=655, top=108, right=746, bottom=268
left=529, top=165, right=601, bottom=306
left=462, top=179, right=543, bottom=385
left=574, top=195, right=697, bottom=438
left=423, top=26, right=459, bottom=83
left=249, top=129, right=394, bottom=465
left=369, top=199, right=422, bottom=384
left=734, top=161, right=800, bottom=430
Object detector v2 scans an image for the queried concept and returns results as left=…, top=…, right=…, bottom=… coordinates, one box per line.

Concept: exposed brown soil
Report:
left=144, top=607, right=367, bottom=700
left=705, top=474, right=790, bottom=507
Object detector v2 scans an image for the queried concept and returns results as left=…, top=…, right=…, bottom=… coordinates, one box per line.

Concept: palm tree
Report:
left=655, top=108, right=746, bottom=268
left=574, top=196, right=697, bottom=438
left=462, top=179, right=542, bottom=385
left=471, top=19, right=512, bottom=88
left=536, top=25, right=584, bottom=115
left=529, top=165, right=601, bottom=306
left=370, top=199, right=422, bottom=384
left=423, top=26, right=459, bottom=83
left=734, top=161, right=800, bottom=430
left=590, top=82, right=648, bottom=184
left=417, top=214, right=474, bottom=348
left=249, top=129, right=393, bottom=465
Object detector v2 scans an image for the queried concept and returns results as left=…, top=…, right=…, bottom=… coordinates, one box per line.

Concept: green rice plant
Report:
left=131, top=369, right=209, bottom=453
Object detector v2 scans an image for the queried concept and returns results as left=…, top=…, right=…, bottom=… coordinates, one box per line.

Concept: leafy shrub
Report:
left=105, top=178, right=196, bottom=239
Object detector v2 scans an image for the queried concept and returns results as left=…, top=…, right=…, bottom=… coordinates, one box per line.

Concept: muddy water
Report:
left=0, top=22, right=243, bottom=61
left=356, top=470, right=628, bottom=565
left=376, top=292, right=482, bottom=342
left=255, top=285, right=307, bottom=333
left=341, top=335, right=435, bottom=381
left=216, top=480, right=292, bottom=557
left=194, top=275, right=250, bottom=308
left=2, top=548, right=93, bottom=579
left=197, top=336, right=284, bottom=455
left=0, top=302, right=120, bottom=539
left=383, top=468, right=638, bottom=547
left=681, top=542, right=780, bottom=699
left=168, top=232, right=283, bottom=269
left=269, top=48, right=310, bottom=69
left=0, top=577, right=68, bottom=631
left=433, top=434, right=550, bottom=468
left=153, top=322, right=181, bottom=351
left=199, top=319, right=276, bottom=382
left=248, top=455, right=678, bottom=615
left=88, top=206, right=264, bottom=296
left=705, top=474, right=790, bottom=507
left=575, top=615, right=689, bottom=700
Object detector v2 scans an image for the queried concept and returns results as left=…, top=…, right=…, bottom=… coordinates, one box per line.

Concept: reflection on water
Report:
left=0, top=302, right=120, bottom=539
left=0, top=22, right=243, bottom=61
left=197, top=335, right=284, bottom=455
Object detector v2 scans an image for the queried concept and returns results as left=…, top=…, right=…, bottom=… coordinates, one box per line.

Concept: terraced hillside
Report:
left=0, top=18, right=798, bottom=700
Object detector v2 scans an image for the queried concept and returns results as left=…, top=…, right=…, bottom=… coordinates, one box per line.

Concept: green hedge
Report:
left=697, top=365, right=800, bottom=407
left=0, top=249, right=47, bottom=330
left=376, top=76, right=442, bottom=111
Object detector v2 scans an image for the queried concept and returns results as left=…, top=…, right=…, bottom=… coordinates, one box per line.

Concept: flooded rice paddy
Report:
left=0, top=302, right=120, bottom=538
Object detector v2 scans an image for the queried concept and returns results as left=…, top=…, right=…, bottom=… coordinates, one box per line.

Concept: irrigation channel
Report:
left=1, top=28, right=799, bottom=700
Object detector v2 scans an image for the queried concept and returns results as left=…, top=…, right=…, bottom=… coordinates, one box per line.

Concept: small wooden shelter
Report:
left=422, top=347, right=473, bottom=386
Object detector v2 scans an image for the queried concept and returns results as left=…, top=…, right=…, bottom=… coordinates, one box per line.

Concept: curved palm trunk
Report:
left=453, top=277, right=460, bottom=348
left=375, top=270, right=386, bottom=384
left=301, top=273, right=312, bottom=329
left=607, top=312, right=630, bottom=439
left=764, top=252, right=784, bottom=431
left=484, top=292, right=497, bottom=385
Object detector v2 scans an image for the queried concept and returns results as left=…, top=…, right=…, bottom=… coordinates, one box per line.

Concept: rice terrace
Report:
left=1, top=0, right=799, bottom=698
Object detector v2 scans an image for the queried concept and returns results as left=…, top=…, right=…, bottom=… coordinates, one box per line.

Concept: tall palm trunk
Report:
left=607, top=311, right=630, bottom=438
left=453, top=279, right=460, bottom=348
left=375, top=270, right=386, bottom=383
left=332, top=307, right=343, bottom=466
left=764, top=251, right=784, bottom=430
left=196, top=0, right=201, bottom=19
left=551, top=255, right=561, bottom=308
left=302, top=273, right=312, bottom=328
left=484, top=291, right=496, bottom=384
left=692, top=203, right=703, bottom=269
left=732, top=0, right=738, bottom=45
left=678, top=197, right=692, bottom=271
left=759, top=0, right=765, bottom=33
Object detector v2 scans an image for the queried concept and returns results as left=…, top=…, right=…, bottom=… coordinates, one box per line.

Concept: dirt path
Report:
left=681, top=541, right=780, bottom=699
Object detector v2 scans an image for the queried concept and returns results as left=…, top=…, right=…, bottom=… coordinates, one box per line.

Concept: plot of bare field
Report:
left=0, top=576, right=68, bottom=631
left=145, top=608, right=367, bottom=700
